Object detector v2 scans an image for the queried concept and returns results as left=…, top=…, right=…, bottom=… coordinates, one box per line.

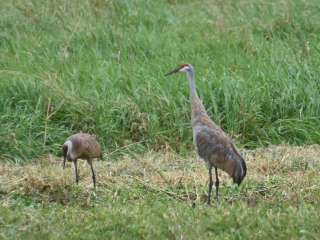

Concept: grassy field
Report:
left=1, top=0, right=320, bottom=161
left=1, top=0, right=320, bottom=239
left=1, top=145, right=320, bottom=239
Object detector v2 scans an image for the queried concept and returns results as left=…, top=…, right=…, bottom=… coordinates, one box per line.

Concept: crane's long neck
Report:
left=187, top=70, right=208, bottom=121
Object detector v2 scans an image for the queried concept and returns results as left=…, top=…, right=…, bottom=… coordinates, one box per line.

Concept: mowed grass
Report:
left=1, top=0, right=320, bottom=161
left=0, top=146, right=320, bottom=239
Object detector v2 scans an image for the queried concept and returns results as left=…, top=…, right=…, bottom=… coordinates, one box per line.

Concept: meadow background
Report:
left=1, top=0, right=320, bottom=161
left=0, top=0, right=320, bottom=239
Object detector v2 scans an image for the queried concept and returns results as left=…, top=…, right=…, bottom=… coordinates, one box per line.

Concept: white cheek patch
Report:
left=64, top=140, right=73, bottom=157
left=180, top=66, right=189, bottom=72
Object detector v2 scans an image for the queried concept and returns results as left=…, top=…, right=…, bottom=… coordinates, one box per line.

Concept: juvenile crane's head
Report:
left=62, top=144, right=68, bottom=169
left=62, top=140, right=72, bottom=169
left=165, top=64, right=193, bottom=76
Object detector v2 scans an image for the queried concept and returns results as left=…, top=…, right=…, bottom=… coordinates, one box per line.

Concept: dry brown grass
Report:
left=1, top=145, right=319, bottom=207
left=1, top=145, right=320, bottom=239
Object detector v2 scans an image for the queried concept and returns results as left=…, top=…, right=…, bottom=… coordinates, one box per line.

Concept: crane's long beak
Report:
left=165, top=67, right=180, bottom=76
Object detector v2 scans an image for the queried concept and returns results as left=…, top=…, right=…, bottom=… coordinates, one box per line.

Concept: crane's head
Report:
left=165, top=64, right=193, bottom=76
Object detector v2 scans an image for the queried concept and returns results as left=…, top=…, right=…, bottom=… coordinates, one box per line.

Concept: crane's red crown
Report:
left=180, top=64, right=190, bottom=68
left=165, top=64, right=192, bottom=76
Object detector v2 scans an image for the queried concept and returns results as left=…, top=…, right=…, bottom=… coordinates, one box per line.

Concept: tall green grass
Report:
left=1, top=0, right=320, bottom=161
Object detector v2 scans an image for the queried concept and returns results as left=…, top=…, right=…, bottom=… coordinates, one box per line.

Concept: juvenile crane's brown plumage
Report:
left=166, top=64, right=247, bottom=204
left=62, top=133, right=102, bottom=188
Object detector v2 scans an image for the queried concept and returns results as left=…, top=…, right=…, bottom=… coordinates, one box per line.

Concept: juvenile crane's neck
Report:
left=187, top=70, right=208, bottom=121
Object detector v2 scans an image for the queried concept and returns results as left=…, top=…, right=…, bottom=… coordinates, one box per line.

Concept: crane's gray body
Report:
left=166, top=64, right=246, bottom=203
left=64, top=133, right=102, bottom=161
left=63, top=133, right=102, bottom=188
left=190, top=79, right=246, bottom=184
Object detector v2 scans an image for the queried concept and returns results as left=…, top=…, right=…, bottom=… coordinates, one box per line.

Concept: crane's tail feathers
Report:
left=234, top=156, right=247, bottom=185
left=229, top=144, right=247, bottom=185
left=239, top=157, right=247, bottom=184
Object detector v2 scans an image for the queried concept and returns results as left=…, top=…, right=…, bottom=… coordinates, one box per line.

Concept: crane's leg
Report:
left=207, top=165, right=213, bottom=205
left=215, top=167, right=219, bottom=202
left=74, top=159, right=79, bottom=184
left=87, top=159, right=96, bottom=189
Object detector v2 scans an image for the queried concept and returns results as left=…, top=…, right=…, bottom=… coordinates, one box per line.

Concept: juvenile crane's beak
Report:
left=165, top=66, right=180, bottom=76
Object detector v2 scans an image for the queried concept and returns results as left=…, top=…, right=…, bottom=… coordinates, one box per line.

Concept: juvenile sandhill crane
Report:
left=63, top=133, right=102, bottom=188
left=165, top=64, right=247, bottom=204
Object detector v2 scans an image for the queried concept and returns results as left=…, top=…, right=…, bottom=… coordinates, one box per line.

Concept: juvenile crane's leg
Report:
left=88, top=159, right=96, bottom=188
left=207, top=165, right=213, bottom=205
left=74, top=159, right=79, bottom=184
left=215, top=167, right=220, bottom=202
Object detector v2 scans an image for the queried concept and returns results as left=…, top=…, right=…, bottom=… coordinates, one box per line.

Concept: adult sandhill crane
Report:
left=62, top=133, right=102, bottom=188
left=165, top=64, right=247, bottom=204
